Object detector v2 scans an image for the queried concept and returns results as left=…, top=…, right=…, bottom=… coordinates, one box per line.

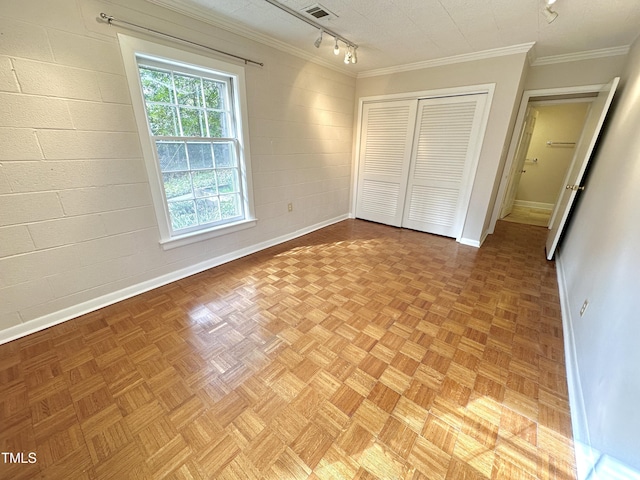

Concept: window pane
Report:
left=134, top=53, right=248, bottom=238
left=203, top=80, right=225, bottom=109
left=213, top=143, right=236, bottom=168
left=162, top=172, right=193, bottom=200
left=207, top=111, right=229, bottom=137
left=179, top=107, right=205, bottom=136
left=168, top=200, right=197, bottom=231
left=174, top=74, right=202, bottom=107
left=156, top=142, right=187, bottom=172
left=192, top=170, right=217, bottom=198
left=147, top=105, right=178, bottom=136
left=187, top=143, right=213, bottom=169
left=196, top=197, right=221, bottom=224
left=139, top=67, right=174, bottom=103
left=220, top=194, right=241, bottom=219
left=216, top=169, right=238, bottom=194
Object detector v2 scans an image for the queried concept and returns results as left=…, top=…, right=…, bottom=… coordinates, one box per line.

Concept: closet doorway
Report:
left=353, top=85, right=493, bottom=242
left=500, top=100, right=592, bottom=227
left=491, top=79, right=619, bottom=259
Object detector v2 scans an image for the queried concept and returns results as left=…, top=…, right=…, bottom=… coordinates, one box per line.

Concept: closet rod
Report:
left=99, top=13, right=264, bottom=67
left=546, top=141, right=576, bottom=147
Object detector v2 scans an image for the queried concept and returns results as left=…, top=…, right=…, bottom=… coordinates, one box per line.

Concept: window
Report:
left=119, top=35, right=255, bottom=249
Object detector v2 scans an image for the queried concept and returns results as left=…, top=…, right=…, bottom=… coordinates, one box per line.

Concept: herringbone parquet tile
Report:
left=0, top=219, right=576, bottom=479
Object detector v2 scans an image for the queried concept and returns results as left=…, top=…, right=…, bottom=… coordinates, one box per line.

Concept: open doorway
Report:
left=490, top=79, right=619, bottom=258
left=500, top=100, right=592, bottom=227
left=490, top=84, right=605, bottom=234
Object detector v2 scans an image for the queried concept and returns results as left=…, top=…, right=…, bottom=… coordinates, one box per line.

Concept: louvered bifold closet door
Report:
left=402, top=94, right=487, bottom=238
left=355, top=100, right=418, bottom=227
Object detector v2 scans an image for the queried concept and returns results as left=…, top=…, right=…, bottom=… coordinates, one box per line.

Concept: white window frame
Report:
left=118, top=34, right=256, bottom=250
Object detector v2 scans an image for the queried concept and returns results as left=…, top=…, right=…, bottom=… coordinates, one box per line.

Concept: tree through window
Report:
left=137, top=60, right=244, bottom=234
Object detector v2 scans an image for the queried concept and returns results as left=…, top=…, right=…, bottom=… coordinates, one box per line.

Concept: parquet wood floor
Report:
left=0, top=219, right=576, bottom=480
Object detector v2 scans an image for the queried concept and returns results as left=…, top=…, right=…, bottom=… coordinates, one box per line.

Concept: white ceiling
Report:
left=151, top=0, right=640, bottom=73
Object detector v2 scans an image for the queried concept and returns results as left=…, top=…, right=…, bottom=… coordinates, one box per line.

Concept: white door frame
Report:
left=500, top=106, right=538, bottom=219
left=488, top=84, right=606, bottom=234
left=350, top=83, right=495, bottom=243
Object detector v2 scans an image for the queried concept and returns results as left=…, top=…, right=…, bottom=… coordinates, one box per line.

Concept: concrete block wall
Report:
left=0, top=0, right=355, bottom=339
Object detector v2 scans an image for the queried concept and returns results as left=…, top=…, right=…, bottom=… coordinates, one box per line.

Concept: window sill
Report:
left=159, top=218, right=257, bottom=250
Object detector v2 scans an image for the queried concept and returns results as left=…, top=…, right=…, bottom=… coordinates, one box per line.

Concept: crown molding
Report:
left=144, top=0, right=358, bottom=77
left=531, top=46, right=630, bottom=66
left=357, top=42, right=535, bottom=79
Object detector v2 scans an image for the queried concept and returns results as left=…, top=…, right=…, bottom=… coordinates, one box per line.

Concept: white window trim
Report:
left=118, top=33, right=256, bottom=249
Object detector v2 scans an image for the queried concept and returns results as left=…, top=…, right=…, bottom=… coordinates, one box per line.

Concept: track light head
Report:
left=333, top=39, right=340, bottom=55
left=314, top=29, right=323, bottom=48
left=344, top=47, right=351, bottom=64
left=350, top=46, right=357, bottom=64
left=544, top=5, right=558, bottom=23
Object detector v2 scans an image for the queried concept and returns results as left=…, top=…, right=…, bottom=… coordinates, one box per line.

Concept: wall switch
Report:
left=288, top=203, right=293, bottom=212
left=580, top=299, right=589, bottom=317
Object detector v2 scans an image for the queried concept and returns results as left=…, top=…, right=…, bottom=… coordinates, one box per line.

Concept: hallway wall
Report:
left=557, top=34, right=640, bottom=474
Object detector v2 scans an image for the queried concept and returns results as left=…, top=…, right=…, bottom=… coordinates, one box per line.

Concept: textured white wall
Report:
left=557, top=36, right=640, bottom=471
left=0, top=0, right=355, bottom=336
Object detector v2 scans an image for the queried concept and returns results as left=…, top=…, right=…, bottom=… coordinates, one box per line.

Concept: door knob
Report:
left=520, top=170, right=526, bottom=173
left=566, top=185, right=585, bottom=191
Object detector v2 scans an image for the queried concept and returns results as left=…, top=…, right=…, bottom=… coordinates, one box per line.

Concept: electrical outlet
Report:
left=288, top=203, right=293, bottom=212
left=580, top=299, right=589, bottom=317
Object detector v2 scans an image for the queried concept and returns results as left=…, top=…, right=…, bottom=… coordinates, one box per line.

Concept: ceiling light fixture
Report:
left=543, top=0, right=558, bottom=23
left=314, top=29, right=323, bottom=48
left=544, top=5, right=558, bottom=23
left=263, top=0, right=359, bottom=66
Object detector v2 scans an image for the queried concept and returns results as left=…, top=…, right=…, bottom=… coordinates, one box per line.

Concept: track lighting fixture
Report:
left=543, top=5, right=558, bottom=23
left=263, top=0, right=359, bottom=66
left=543, top=0, right=558, bottom=23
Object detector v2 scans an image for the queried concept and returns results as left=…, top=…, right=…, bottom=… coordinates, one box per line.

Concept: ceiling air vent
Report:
left=302, top=3, right=337, bottom=20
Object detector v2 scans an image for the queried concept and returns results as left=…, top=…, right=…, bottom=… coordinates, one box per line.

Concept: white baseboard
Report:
left=0, top=215, right=349, bottom=345
left=513, top=199, right=554, bottom=211
left=556, top=251, right=594, bottom=480
left=458, top=229, right=489, bottom=248
left=593, top=454, right=640, bottom=480
left=458, top=237, right=480, bottom=248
